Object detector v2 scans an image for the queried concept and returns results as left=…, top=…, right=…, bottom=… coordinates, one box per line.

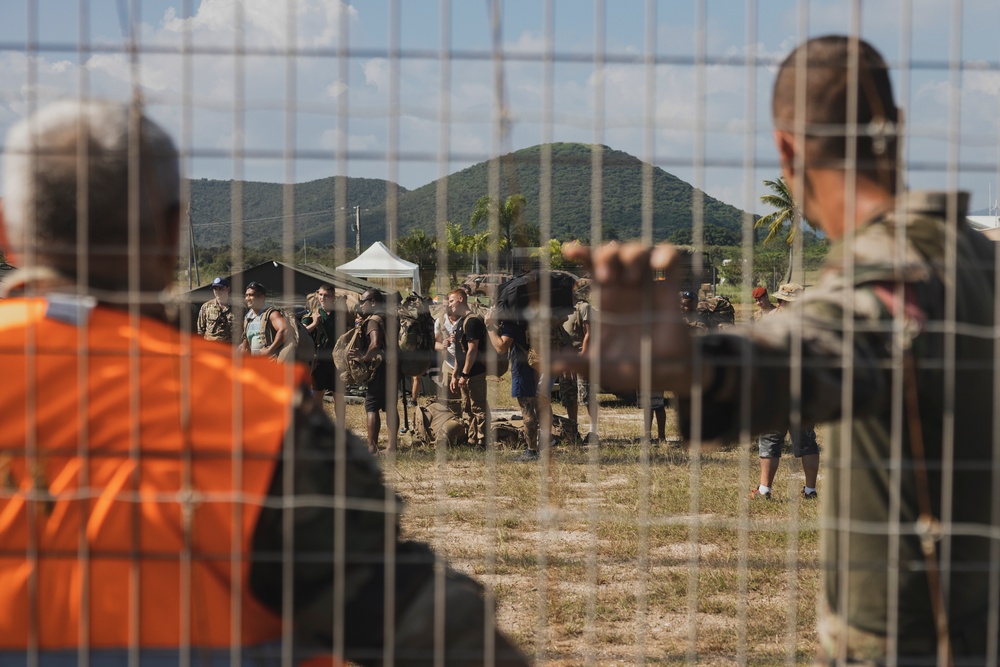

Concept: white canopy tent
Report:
left=336, top=241, right=421, bottom=295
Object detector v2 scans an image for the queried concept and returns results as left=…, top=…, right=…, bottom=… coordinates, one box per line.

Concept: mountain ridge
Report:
left=189, top=142, right=753, bottom=248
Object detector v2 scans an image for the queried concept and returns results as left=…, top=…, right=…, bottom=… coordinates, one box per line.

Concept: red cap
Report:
left=751, top=286, right=767, bottom=299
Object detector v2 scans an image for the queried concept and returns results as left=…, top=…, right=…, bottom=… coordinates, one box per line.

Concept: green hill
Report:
left=188, top=176, right=405, bottom=248
left=189, top=143, right=751, bottom=248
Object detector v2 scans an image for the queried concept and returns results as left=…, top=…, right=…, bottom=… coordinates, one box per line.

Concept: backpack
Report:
left=493, top=271, right=574, bottom=376
left=411, top=401, right=467, bottom=448
left=276, top=307, right=317, bottom=366
left=695, top=295, right=736, bottom=330
left=525, top=316, right=574, bottom=373
left=562, top=300, right=591, bottom=350
left=332, top=318, right=384, bottom=385
left=244, top=306, right=315, bottom=365
left=493, top=270, right=577, bottom=325
left=490, top=416, right=525, bottom=449
left=397, top=293, right=436, bottom=377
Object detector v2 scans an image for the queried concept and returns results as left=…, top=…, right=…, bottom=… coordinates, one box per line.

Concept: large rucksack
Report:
left=493, top=270, right=577, bottom=325
left=332, top=318, right=383, bottom=385
left=493, top=271, right=573, bottom=375
left=244, top=305, right=315, bottom=365
left=397, top=293, right=436, bottom=377
left=695, top=295, right=735, bottom=330
left=411, top=400, right=467, bottom=448
left=276, top=307, right=317, bottom=366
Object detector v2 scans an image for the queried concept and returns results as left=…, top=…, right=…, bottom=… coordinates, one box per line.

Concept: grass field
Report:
left=335, top=375, right=823, bottom=665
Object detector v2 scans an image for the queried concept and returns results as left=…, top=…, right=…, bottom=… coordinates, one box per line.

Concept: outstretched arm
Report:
left=559, top=242, right=698, bottom=392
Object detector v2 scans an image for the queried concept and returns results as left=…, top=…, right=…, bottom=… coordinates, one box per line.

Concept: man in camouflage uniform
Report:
left=568, top=35, right=998, bottom=665
left=751, top=286, right=774, bottom=321
left=562, top=280, right=598, bottom=444
left=197, top=276, right=236, bottom=342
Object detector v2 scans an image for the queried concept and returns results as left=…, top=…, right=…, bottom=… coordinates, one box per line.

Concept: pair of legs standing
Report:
left=643, top=392, right=666, bottom=442
left=754, top=426, right=819, bottom=499
left=560, top=373, right=598, bottom=443
left=461, top=371, right=488, bottom=447
left=365, top=364, right=398, bottom=454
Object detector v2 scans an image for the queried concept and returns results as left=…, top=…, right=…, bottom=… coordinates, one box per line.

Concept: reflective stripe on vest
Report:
left=0, top=298, right=308, bottom=651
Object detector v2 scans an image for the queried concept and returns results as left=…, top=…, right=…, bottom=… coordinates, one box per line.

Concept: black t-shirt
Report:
left=456, top=314, right=486, bottom=377
left=498, top=320, right=531, bottom=374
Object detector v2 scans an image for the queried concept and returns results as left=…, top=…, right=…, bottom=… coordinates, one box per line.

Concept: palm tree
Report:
left=756, top=176, right=802, bottom=246
left=469, top=194, right=527, bottom=269
left=757, top=176, right=812, bottom=285
left=463, top=231, right=491, bottom=274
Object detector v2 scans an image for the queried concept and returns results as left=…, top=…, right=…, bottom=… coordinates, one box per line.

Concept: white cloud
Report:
left=363, top=58, right=389, bottom=91
left=326, top=81, right=348, bottom=98
left=2, top=0, right=998, bottom=211
left=161, top=0, right=357, bottom=50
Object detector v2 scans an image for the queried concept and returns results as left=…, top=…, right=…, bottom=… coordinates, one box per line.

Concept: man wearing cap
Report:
left=749, top=283, right=820, bottom=501
left=772, top=282, right=803, bottom=310
left=750, top=285, right=775, bottom=321
left=197, top=276, right=236, bottom=342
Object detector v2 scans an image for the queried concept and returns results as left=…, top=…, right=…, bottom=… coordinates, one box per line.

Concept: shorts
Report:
left=758, top=426, right=819, bottom=459
left=311, top=359, right=337, bottom=392
left=364, top=363, right=389, bottom=413
left=510, top=364, right=538, bottom=398
left=558, top=374, right=578, bottom=409
left=559, top=374, right=594, bottom=408
left=648, top=392, right=665, bottom=410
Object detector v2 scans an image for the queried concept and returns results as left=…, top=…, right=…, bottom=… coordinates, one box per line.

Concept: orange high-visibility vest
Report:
left=0, top=297, right=308, bottom=652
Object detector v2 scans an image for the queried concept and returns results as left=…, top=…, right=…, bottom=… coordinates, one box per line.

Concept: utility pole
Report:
left=187, top=202, right=200, bottom=288
left=354, top=205, right=361, bottom=255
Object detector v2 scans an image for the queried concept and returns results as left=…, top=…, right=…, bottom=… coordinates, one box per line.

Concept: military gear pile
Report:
left=410, top=400, right=467, bottom=448
left=694, top=295, right=735, bottom=330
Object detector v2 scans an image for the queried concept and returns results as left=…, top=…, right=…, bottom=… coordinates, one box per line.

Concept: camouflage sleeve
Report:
left=677, top=274, right=895, bottom=441
left=249, top=392, right=529, bottom=666
left=196, top=303, right=207, bottom=335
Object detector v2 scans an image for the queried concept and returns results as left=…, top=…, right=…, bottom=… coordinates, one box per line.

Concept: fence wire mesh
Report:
left=3, top=1, right=1000, bottom=666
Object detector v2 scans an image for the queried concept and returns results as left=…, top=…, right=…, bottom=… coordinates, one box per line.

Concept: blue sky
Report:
left=3, top=0, right=1000, bottom=218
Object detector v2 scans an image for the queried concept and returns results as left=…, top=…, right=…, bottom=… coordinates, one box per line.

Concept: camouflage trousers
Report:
left=517, top=396, right=538, bottom=451
left=461, top=372, right=488, bottom=447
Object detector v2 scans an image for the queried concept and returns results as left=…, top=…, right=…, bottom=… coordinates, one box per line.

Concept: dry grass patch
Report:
left=333, top=390, right=822, bottom=664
